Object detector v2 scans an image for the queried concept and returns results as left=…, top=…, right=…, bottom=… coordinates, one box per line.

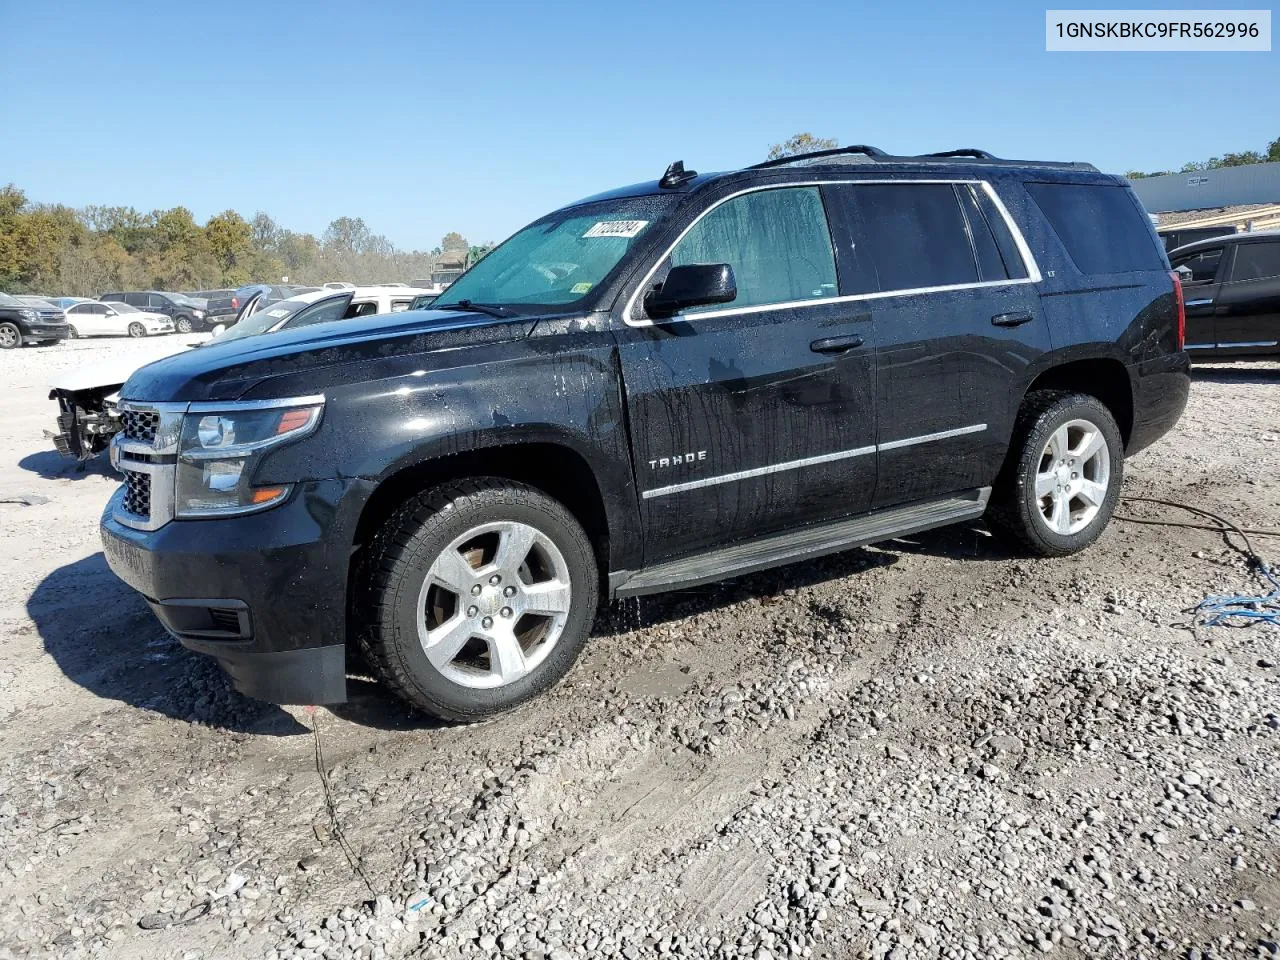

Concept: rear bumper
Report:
left=1128, top=351, right=1191, bottom=456
left=100, top=477, right=376, bottom=704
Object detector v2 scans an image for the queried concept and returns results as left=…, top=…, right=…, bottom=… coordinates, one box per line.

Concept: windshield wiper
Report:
left=432, top=299, right=515, bottom=319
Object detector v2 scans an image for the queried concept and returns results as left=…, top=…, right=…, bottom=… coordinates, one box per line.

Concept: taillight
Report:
left=1168, top=270, right=1185, bottom=351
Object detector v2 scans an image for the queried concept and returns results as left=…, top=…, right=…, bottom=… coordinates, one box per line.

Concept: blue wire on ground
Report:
left=1120, top=496, right=1280, bottom=629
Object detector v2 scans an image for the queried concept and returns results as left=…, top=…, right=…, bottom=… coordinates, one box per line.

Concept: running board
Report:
left=611, top=487, right=991, bottom=597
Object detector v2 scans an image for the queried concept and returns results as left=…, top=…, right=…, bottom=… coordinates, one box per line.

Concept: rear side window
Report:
left=841, top=183, right=979, bottom=291
left=671, top=186, right=838, bottom=312
left=1025, top=182, right=1164, bottom=274
left=1229, top=242, right=1280, bottom=282
left=957, top=184, right=1029, bottom=281
left=1171, top=248, right=1223, bottom=282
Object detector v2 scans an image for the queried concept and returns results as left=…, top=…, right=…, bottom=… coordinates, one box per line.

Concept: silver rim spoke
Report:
left=429, top=548, right=479, bottom=593
left=415, top=519, right=572, bottom=690
left=423, top=616, right=476, bottom=668
left=489, top=630, right=528, bottom=684
left=1034, top=417, right=1112, bottom=537
left=522, top=581, right=572, bottom=616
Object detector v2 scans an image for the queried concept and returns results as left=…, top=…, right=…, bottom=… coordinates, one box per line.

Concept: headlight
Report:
left=19, top=309, right=37, bottom=321
left=174, top=398, right=323, bottom=517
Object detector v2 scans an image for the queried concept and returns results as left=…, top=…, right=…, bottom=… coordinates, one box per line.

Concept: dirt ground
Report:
left=1, top=338, right=1278, bottom=960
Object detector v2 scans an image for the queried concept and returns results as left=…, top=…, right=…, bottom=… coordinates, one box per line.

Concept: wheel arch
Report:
left=1019, top=353, right=1134, bottom=448
left=348, top=437, right=634, bottom=598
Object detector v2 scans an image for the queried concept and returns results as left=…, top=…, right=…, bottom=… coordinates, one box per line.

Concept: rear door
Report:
left=615, top=184, right=878, bottom=563
left=1214, top=240, right=1280, bottom=353
left=1170, top=245, right=1226, bottom=350
left=827, top=179, right=1048, bottom=509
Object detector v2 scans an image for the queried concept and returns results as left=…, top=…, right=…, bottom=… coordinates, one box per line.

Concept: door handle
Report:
left=991, top=311, right=1034, bottom=328
left=810, top=335, right=864, bottom=354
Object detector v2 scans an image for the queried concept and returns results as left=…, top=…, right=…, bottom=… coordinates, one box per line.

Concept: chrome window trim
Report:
left=641, top=423, right=987, bottom=500
left=622, top=179, right=1042, bottom=328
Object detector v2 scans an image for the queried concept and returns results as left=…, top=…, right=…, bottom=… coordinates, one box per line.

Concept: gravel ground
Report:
left=1, top=338, right=1278, bottom=960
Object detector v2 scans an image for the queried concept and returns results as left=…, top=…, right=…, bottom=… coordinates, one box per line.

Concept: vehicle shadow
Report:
left=1191, top=363, right=1280, bottom=385
left=29, top=553, right=308, bottom=736
left=598, top=519, right=1010, bottom=633
left=19, top=449, right=116, bottom=481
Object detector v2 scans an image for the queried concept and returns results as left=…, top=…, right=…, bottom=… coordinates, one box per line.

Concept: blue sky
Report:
left=2, top=0, right=1275, bottom=250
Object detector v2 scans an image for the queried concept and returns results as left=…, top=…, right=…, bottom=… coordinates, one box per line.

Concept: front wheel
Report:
left=67, top=325, right=80, bottom=339
left=357, top=479, right=599, bottom=721
left=0, top=322, right=20, bottom=349
left=127, top=322, right=147, bottom=338
left=174, top=316, right=193, bottom=334
left=986, top=391, right=1124, bottom=557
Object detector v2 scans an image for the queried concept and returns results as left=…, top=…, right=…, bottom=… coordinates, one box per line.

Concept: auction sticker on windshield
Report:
left=583, top=220, right=648, bottom=239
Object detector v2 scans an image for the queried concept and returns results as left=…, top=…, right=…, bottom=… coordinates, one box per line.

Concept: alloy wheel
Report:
left=0, top=324, right=18, bottom=349
left=1034, top=418, right=1111, bottom=536
left=415, top=520, right=572, bottom=689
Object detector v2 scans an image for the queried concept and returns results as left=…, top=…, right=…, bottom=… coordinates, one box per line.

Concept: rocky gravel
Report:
left=0, top=339, right=1278, bottom=960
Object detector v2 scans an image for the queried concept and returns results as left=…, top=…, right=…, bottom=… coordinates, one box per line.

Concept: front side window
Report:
left=842, top=183, right=980, bottom=291
left=1171, top=248, right=1223, bottom=283
left=669, top=186, right=838, bottom=313
left=285, top=297, right=353, bottom=330
left=435, top=194, right=679, bottom=313
left=1229, top=242, right=1280, bottom=282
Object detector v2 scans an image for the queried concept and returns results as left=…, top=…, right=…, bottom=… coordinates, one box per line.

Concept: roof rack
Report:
left=751, top=145, right=889, bottom=170
left=747, top=144, right=1096, bottom=172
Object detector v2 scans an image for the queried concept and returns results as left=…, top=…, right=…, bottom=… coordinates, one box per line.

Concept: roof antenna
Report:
left=659, top=160, right=697, bottom=189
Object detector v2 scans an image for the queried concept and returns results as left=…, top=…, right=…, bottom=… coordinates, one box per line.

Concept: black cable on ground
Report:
left=307, top=707, right=380, bottom=898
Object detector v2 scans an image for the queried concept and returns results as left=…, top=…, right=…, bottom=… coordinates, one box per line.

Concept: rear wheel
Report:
left=174, top=316, right=193, bottom=334
left=127, top=322, right=147, bottom=338
left=987, top=391, right=1124, bottom=557
left=0, top=323, right=20, bottom=349
left=357, top=479, right=598, bottom=721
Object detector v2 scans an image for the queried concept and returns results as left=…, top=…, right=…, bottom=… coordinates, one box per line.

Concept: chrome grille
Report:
left=122, top=409, right=160, bottom=444
left=122, top=470, right=152, bottom=519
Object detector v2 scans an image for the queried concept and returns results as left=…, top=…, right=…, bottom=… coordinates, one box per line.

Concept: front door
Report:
left=1214, top=240, right=1280, bottom=354
left=1170, top=245, right=1225, bottom=351
left=616, top=185, right=877, bottom=564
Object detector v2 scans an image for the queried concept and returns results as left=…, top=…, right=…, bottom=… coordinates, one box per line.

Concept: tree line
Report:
left=0, top=184, right=494, bottom=296
left=1126, top=135, right=1280, bottom=179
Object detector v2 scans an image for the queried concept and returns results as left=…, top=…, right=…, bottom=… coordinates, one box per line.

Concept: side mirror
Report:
left=211, top=323, right=226, bottom=338
left=645, top=263, right=736, bottom=319
left=1173, top=264, right=1194, bottom=281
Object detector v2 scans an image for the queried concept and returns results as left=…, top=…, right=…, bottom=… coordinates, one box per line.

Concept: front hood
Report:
left=120, top=308, right=537, bottom=403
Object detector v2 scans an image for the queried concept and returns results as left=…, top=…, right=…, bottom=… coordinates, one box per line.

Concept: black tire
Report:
left=986, top=390, right=1124, bottom=557
left=174, top=315, right=193, bottom=334
left=127, top=322, right=147, bottom=338
left=356, top=478, right=599, bottom=721
left=0, top=322, right=20, bottom=349
left=67, top=325, right=80, bottom=339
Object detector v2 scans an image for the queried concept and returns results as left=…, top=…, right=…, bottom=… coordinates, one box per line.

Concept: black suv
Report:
left=99, top=291, right=208, bottom=333
left=1170, top=231, right=1280, bottom=358
left=100, top=145, right=1189, bottom=720
left=0, top=292, right=69, bottom=348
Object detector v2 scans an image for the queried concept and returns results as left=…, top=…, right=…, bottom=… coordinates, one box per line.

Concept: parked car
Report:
left=48, top=296, right=96, bottom=310
left=99, top=145, right=1188, bottom=720
left=207, top=284, right=321, bottom=325
left=1171, top=230, right=1280, bottom=358
left=64, top=300, right=173, bottom=338
left=0, top=292, right=70, bottom=348
left=1158, top=225, right=1236, bottom=252
left=47, top=286, right=416, bottom=458
left=323, top=281, right=356, bottom=290
left=187, top=288, right=236, bottom=302
left=223, top=285, right=429, bottom=333
left=98, top=291, right=208, bottom=333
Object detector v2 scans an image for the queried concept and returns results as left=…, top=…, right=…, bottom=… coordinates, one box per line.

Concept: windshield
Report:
left=433, top=194, right=678, bottom=312
left=217, top=297, right=312, bottom=343
left=0, top=292, right=22, bottom=306
left=106, top=301, right=139, bottom=313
